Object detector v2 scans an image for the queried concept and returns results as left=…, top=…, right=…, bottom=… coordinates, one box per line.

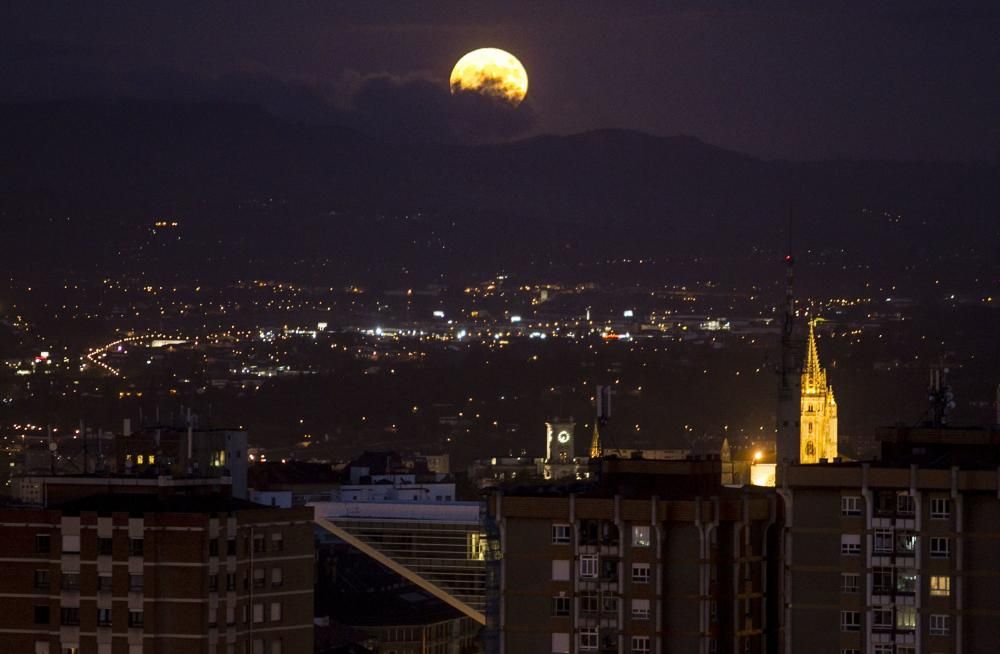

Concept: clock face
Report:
left=557, top=430, right=570, bottom=444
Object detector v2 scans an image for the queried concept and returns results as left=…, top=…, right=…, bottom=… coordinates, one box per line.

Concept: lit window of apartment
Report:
left=579, top=628, right=598, bottom=650
left=552, top=596, right=570, bottom=616
left=896, top=532, right=918, bottom=554
left=840, top=573, right=859, bottom=593
left=930, top=575, right=951, bottom=597
left=930, top=498, right=951, bottom=519
left=874, top=528, right=893, bottom=553
left=872, top=607, right=893, bottom=630
left=896, top=569, right=917, bottom=593
left=552, top=524, right=571, bottom=544
left=632, top=599, right=650, bottom=620
left=840, top=534, right=861, bottom=556
left=552, top=560, right=570, bottom=581
left=552, top=633, right=570, bottom=654
left=632, top=563, right=650, bottom=584
left=897, top=492, right=916, bottom=515
left=930, top=537, right=950, bottom=559
left=840, top=496, right=861, bottom=516
left=929, top=614, right=950, bottom=635
left=896, top=606, right=916, bottom=630
left=631, top=636, right=650, bottom=654
left=580, top=555, right=598, bottom=578
left=631, top=525, right=651, bottom=547
left=839, top=611, right=860, bottom=632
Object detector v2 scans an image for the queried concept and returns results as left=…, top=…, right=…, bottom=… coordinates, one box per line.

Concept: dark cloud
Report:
left=349, top=74, right=535, bottom=143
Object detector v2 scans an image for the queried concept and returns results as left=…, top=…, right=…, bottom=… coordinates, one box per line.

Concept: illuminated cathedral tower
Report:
left=800, top=319, right=838, bottom=463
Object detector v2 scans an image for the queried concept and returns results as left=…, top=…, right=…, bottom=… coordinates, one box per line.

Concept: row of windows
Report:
left=34, top=570, right=144, bottom=591
left=50, top=641, right=284, bottom=654
left=209, top=532, right=284, bottom=556
left=839, top=571, right=952, bottom=596
left=552, top=559, right=650, bottom=584
left=208, top=601, right=283, bottom=626
left=840, top=610, right=950, bottom=634
left=36, top=534, right=144, bottom=556
left=208, top=567, right=283, bottom=592
left=552, top=595, right=651, bottom=619
left=840, top=495, right=952, bottom=518
left=552, top=524, right=651, bottom=547
left=840, top=534, right=951, bottom=557
left=33, top=606, right=143, bottom=627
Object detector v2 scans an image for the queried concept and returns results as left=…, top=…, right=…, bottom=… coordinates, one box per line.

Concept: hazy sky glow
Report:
left=3, top=1, right=999, bottom=160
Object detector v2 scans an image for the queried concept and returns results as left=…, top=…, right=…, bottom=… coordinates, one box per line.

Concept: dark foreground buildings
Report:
left=0, top=483, right=313, bottom=654
left=489, top=458, right=777, bottom=654
left=487, top=423, right=1000, bottom=654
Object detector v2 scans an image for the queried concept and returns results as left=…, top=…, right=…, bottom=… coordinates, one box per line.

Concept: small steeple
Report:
left=803, top=318, right=825, bottom=392
left=590, top=422, right=603, bottom=459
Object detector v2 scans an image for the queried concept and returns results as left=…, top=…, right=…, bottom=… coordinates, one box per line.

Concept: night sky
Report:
left=3, top=1, right=1000, bottom=160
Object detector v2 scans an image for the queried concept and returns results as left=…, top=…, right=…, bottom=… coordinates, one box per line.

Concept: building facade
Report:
left=0, top=494, right=314, bottom=654
left=489, top=458, right=778, bottom=654
left=779, top=426, right=1000, bottom=654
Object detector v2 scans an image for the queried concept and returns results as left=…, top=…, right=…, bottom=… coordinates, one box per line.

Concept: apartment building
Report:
left=0, top=493, right=314, bottom=654
left=779, top=426, right=1000, bottom=654
left=489, top=457, right=778, bottom=654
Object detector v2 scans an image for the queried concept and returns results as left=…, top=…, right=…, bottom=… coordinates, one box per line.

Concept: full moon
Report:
left=450, top=48, right=528, bottom=107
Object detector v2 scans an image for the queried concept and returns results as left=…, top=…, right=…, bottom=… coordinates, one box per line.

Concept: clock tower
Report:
left=545, top=419, right=576, bottom=463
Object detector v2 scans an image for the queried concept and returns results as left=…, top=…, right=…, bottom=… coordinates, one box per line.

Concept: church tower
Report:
left=800, top=319, right=838, bottom=463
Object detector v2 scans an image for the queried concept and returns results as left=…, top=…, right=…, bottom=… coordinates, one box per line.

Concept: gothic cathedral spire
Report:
left=800, top=318, right=838, bottom=463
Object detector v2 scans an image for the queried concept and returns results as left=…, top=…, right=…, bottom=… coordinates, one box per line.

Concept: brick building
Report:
left=0, top=493, right=314, bottom=654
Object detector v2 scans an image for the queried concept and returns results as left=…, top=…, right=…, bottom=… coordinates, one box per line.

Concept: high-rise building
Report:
left=778, top=425, right=1000, bottom=653
left=799, top=319, right=838, bottom=464
left=489, top=457, right=778, bottom=654
left=0, top=493, right=314, bottom=654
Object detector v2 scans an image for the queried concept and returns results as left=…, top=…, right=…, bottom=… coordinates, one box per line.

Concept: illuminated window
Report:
left=896, top=606, right=916, bottom=630
left=136, top=455, right=144, bottom=465
left=930, top=575, right=951, bottom=597
left=148, top=454, right=155, bottom=464
left=632, top=526, right=651, bottom=547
